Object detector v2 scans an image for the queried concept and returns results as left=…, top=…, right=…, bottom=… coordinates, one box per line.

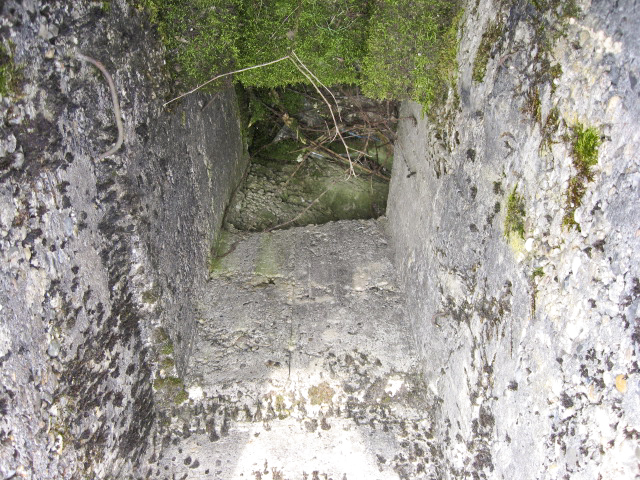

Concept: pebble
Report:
left=47, top=339, right=60, bottom=358
left=571, top=254, right=582, bottom=275
left=525, top=237, right=534, bottom=252
left=615, top=374, right=627, bottom=393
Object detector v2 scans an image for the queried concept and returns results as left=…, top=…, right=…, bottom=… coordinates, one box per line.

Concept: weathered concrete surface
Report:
left=151, top=219, right=441, bottom=480
left=225, top=156, right=389, bottom=232
left=0, top=0, right=247, bottom=478
left=388, top=0, right=640, bottom=478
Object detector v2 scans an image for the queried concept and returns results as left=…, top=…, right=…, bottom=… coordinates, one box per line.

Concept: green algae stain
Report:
left=255, top=234, right=280, bottom=278
left=210, top=230, right=233, bottom=275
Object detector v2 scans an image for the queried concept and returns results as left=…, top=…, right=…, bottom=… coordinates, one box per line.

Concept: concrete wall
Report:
left=388, top=0, right=640, bottom=478
left=0, top=0, right=247, bottom=478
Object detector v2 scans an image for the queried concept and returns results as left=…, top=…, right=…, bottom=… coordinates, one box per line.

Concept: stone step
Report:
left=153, top=220, right=440, bottom=480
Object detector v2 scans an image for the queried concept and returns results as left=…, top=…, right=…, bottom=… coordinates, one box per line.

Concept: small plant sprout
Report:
left=504, top=186, right=526, bottom=239
left=563, top=123, right=602, bottom=228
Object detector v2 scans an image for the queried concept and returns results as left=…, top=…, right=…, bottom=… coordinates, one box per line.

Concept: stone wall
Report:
left=388, top=0, right=640, bottom=478
left=0, top=0, right=247, bottom=478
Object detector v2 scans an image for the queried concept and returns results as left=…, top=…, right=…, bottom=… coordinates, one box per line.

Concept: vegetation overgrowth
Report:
left=141, top=0, right=462, bottom=107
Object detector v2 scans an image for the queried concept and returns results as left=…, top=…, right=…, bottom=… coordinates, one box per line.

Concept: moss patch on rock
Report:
left=472, top=19, right=504, bottom=83
left=0, top=42, right=22, bottom=98
left=308, top=382, right=335, bottom=405
left=142, top=0, right=462, bottom=107
left=153, top=376, right=188, bottom=405
left=504, top=186, right=526, bottom=239
left=563, top=123, right=601, bottom=229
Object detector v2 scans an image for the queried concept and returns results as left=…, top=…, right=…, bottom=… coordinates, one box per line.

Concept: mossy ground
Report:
left=363, top=0, right=462, bottom=106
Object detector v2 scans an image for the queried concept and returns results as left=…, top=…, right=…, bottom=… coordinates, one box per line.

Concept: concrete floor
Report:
left=154, top=219, right=440, bottom=480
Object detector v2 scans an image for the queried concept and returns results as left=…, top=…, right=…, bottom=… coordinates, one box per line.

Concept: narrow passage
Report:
left=156, top=219, right=439, bottom=479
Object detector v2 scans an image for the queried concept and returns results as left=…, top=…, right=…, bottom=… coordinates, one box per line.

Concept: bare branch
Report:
left=163, top=55, right=291, bottom=107
left=77, top=53, right=124, bottom=160
left=288, top=52, right=356, bottom=177
left=290, top=50, right=343, bottom=126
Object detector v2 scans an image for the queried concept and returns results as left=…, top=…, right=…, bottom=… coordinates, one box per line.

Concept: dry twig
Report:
left=163, top=51, right=357, bottom=176
left=77, top=53, right=124, bottom=160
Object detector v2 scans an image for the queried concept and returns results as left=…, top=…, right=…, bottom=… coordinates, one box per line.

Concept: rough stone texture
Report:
left=151, top=220, right=441, bottom=480
left=3, top=0, right=640, bottom=478
left=0, top=0, right=247, bottom=478
left=388, top=0, right=640, bottom=478
left=225, top=156, right=389, bottom=232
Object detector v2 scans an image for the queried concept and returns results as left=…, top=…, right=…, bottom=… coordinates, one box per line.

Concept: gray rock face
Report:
left=0, top=0, right=247, bottom=478
left=388, top=0, right=640, bottom=478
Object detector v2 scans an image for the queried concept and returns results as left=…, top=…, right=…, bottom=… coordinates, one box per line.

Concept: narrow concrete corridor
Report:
left=154, top=219, right=439, bottom=480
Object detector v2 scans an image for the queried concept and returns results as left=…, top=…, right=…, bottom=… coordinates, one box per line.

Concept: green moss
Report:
left=572, top=123, right=601, bottom=177
left=363, top=0, right=463, bottom=107
left=173, top=389, right=189, bottom=404
left=160, top=341, right=174, bottom=355
left=532, top=266, right=544, bottom=278
left=153, top=327, right=170, bottom=344
left=160, top=357, right=175, bottom=369
left=154, top=376, right=188, bottom=404
left=154, top=376, right=183, bottom=388
left=563, top=123, right=601, bottom=228
left=325, top=179, right=388, bottom=220
left=504, top=186, right=526, bottom=239
left=540, top=106, right=560, bottom=152
left=522, top=87, right=542, bottom=124
left=257, top=139, right=300, bottom=162
left=143, top=0, right=462, bottom=108
left=0, top=42, right=22, bottom=98
left=255, top=234, right=280, bottom=278
left=532, top=0, right=581, bottom=20
left=143, top=0, right=368, bottom=88
left=472, top=20, right=503, bottom=83
left=142, top=284, right=161, bottom=304
left=549, top=63, right=562, bottom=94
left=274, top=394, right=290, bottom=419
left=308, top=382, right=335, bottom=405
left=153, top=327, right=175, bottom=356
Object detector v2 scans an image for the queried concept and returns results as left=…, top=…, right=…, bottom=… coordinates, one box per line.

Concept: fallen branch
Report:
left=307, top=139, right=389, bottom=181
left=77, top=53, right=124, bottom=160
